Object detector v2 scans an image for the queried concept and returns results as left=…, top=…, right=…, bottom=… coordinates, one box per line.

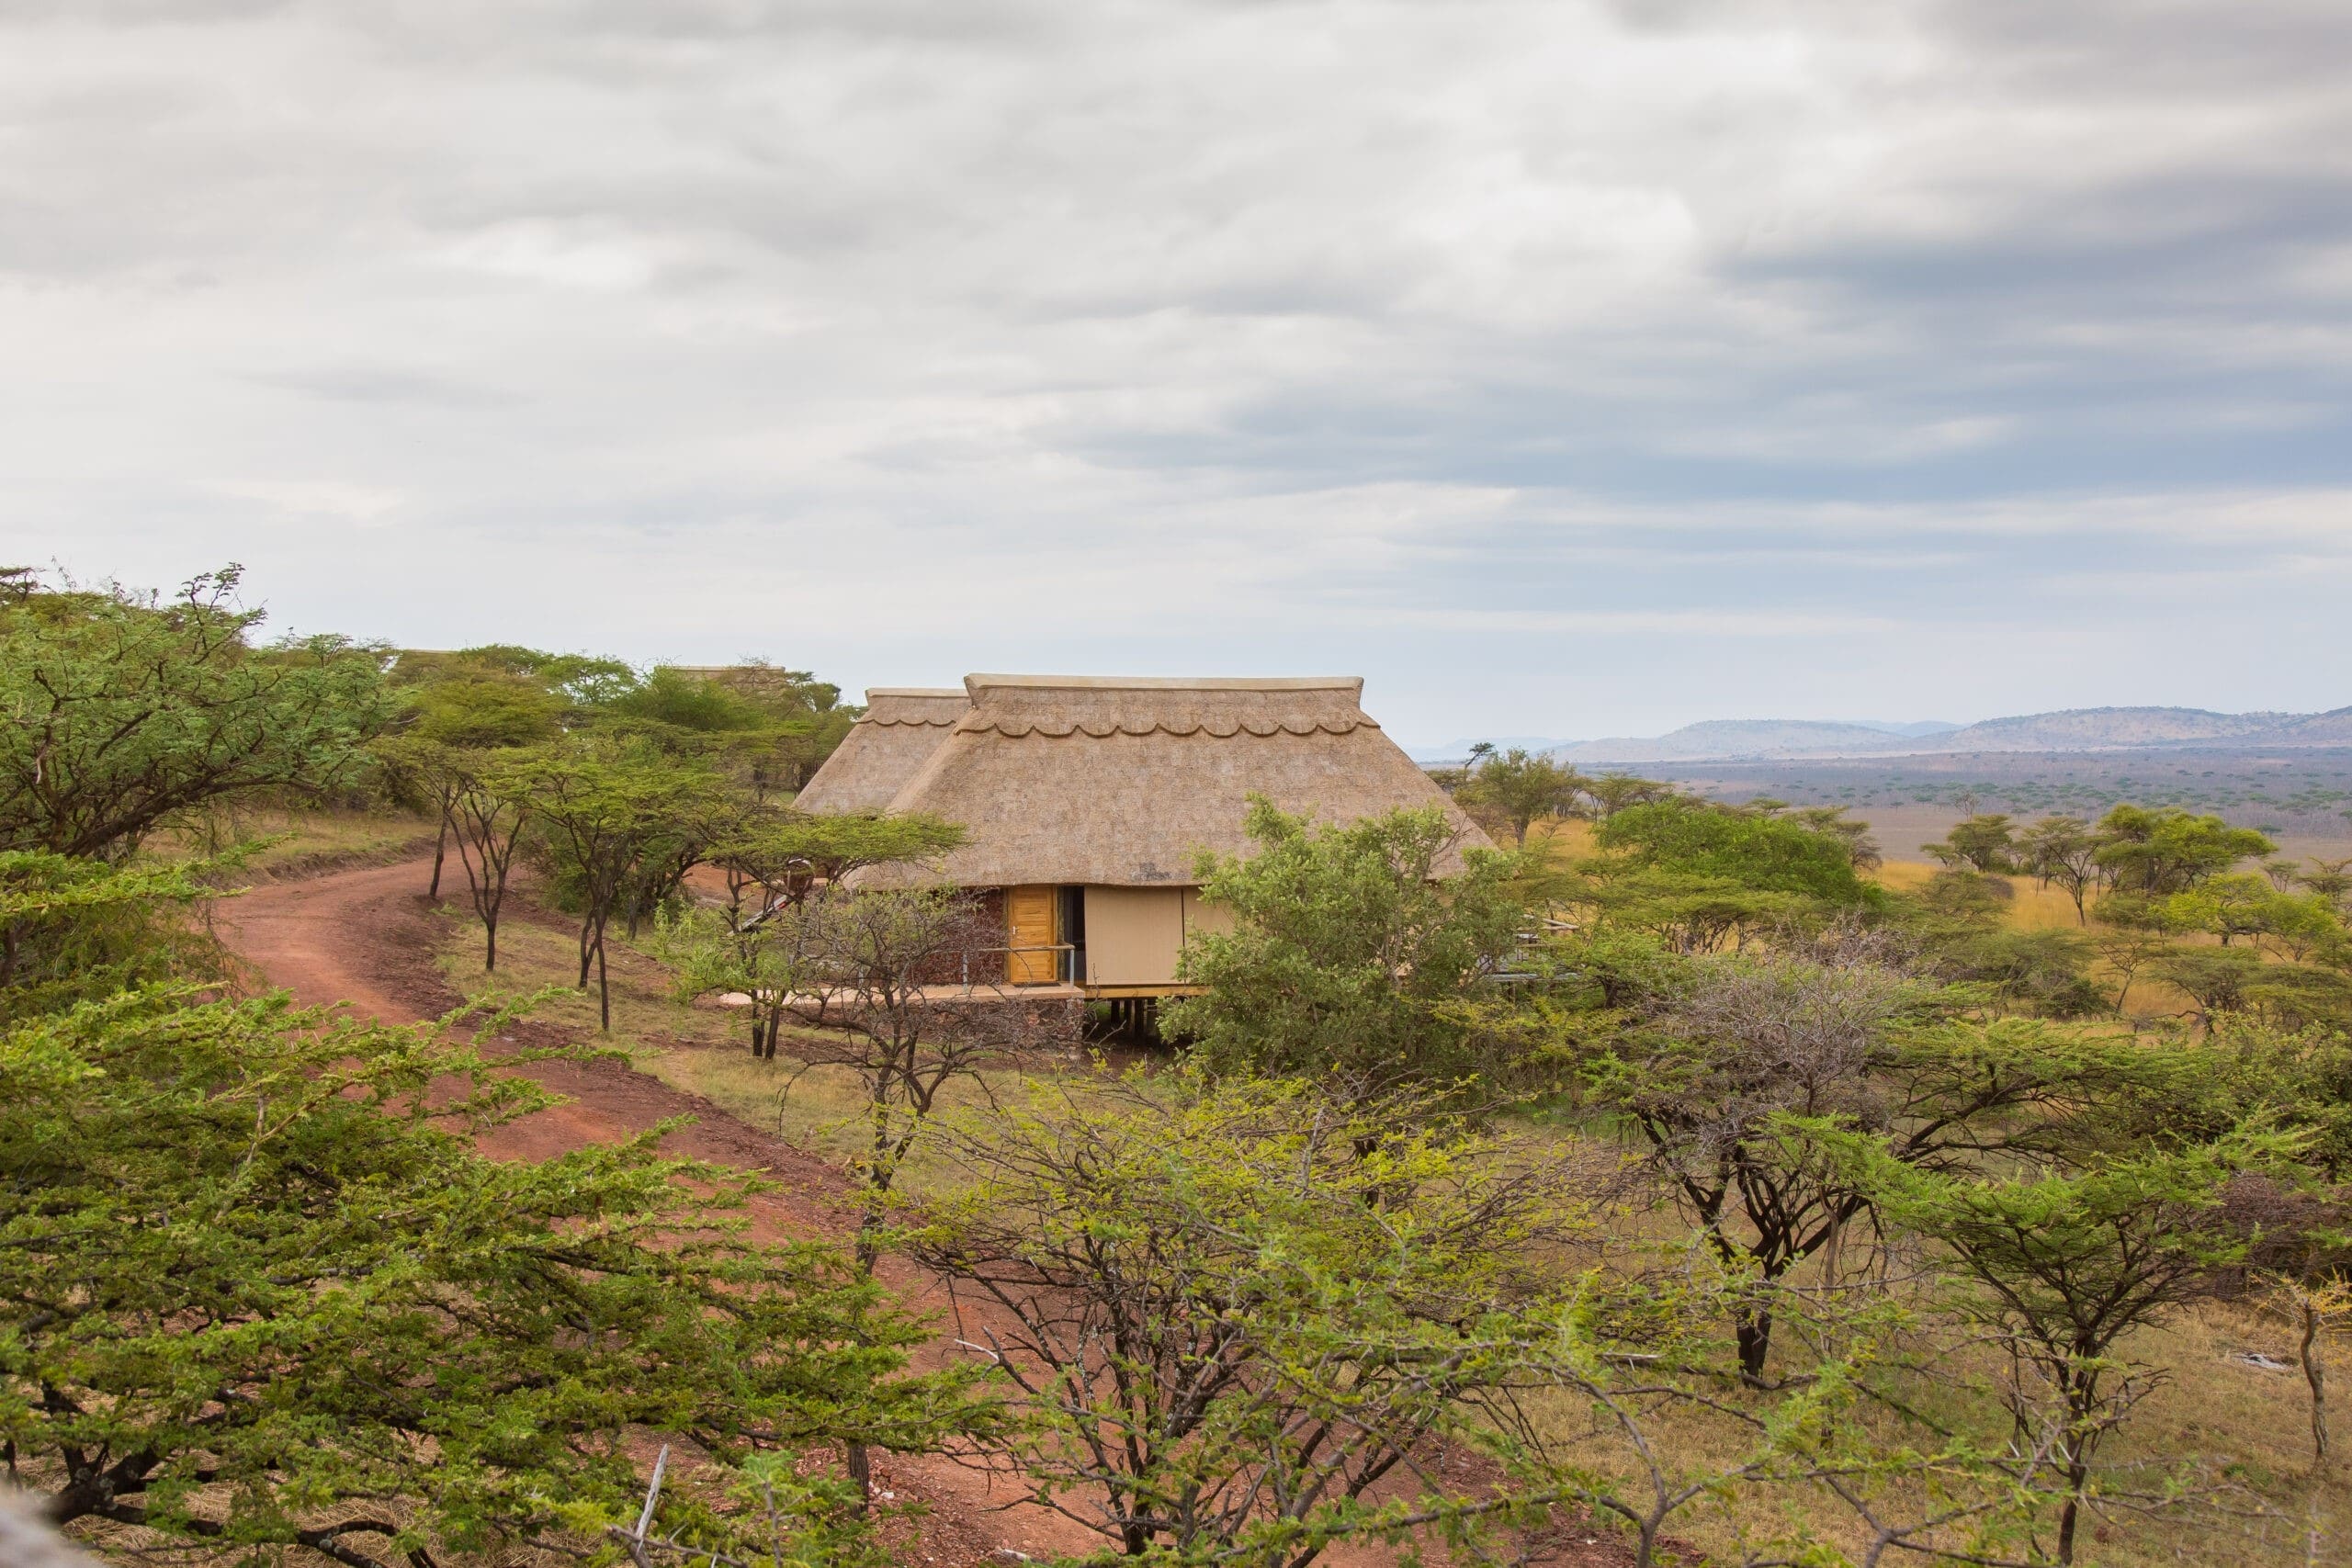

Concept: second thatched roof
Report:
left=794, top=687, right=971, bottom=813
left=859, top=674, right=1490, bottom=887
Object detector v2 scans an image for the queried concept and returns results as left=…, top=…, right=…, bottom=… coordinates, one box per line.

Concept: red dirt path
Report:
left=215, top=857, right=1087, bottom=1566
left=214, top=856, right=1646, bottom=1568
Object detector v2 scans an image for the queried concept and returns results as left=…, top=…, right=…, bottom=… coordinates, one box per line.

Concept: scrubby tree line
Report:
left=0, top=568, right=998, bottom=1568
left=8, top=568, right=2351, bottom=1568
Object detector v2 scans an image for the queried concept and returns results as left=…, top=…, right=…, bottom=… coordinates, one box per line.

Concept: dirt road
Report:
left=213, top=855, right=1085, bottom=1565
left=212, top=855, right=1634, bottom=1568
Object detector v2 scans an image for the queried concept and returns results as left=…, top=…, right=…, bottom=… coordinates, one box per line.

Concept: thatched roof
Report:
left=861, top=674, right=1492, bottom=887
left=793, top=687, right=971, bottom=813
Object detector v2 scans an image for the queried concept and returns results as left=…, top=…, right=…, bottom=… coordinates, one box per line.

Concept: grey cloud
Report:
left=244, top=366, right=519, bottom=407
left=4, top=0, right=2349, bottom=740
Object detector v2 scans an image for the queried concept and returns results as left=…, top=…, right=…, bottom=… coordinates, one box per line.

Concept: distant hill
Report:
left=1555, top=720, right=1914, bottom=765
left=1852, top=719, right=1963, bottom=738
left=1929, top=706, right=2287, bottom=752
left=2273, top=706, right=2352, bottom=745
left=1503, top=705, right=2352, bottom=767
left=1407, top=735, right=1577, bottom=763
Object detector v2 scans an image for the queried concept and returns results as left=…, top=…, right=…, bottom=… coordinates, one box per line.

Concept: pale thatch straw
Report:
left=857, top=674, right=1490, bottom=887
left=793, top=687, right=971, bottom=813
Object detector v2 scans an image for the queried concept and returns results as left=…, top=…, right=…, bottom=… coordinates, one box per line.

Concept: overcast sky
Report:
left=6, top=1, right=2350, bottom=746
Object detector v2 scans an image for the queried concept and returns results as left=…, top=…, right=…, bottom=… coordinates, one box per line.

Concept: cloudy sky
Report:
left=6, top=0, right=2350, bottom=746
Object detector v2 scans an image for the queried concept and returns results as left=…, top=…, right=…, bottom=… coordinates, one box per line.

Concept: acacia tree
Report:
left=1459, top=746, right=1587, bottom=845
left=1162, top=799, right=1523, bottom=1105
left=0, top=566, right=392, bottom=860
left=381, top=671, right=565, bottom=898
left=509, top=747, right=723, bottom=1030
left=1928, top=813, right=2019, bottom=874
left=1871, top=1134, right=2277, bottom=1564
left=1568, top=796, right=1879, bottom=954
left=2095, top=804, right=2273, bottom=896
left=759, top=886, right=1065, bottom=1269
left=1581, top=773, right=1675, bottom=820
left=669, top=811, right=966, bottom=1058
left=2020, top=815, right=2103, bottom=924
left=730, top=884, right=1071, bottom=1504
left=0, top=881, right=997, bottom=1568
left=2299, top=857, right=2352, bottom=916
left=1578, top=946, right=2149, bottom=1380
left=451, top=753, right=534, bottom=972
left=909, top=1077, right=1579, bottom=1567
left=708, top=810, right=966, bottom=927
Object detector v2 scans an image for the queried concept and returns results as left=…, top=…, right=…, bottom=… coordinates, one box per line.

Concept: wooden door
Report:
left=1005, top=885, right=1058, bottom=985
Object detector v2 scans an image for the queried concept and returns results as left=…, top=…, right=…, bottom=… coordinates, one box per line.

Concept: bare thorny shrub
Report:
left=765, top=887, right=1077, bottom=1253
left=901, top=1075, right=2159, bottom=1568
left=907, top=1077, right=1602, bottom=1567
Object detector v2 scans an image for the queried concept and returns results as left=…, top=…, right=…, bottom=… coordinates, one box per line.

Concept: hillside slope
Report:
left=1554, top=720, right=1910, bottom=764
left=1523, top=705, right=2352, bottom=765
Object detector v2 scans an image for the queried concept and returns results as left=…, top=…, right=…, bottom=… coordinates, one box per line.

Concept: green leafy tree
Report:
left=707, top=810, right=967, bottom=927
left=2298, top=856, right=2352, bottom=915
left=1575, top=944, right=2152, bottom=1379
left=669, top=881, right=1066, bottom=1503
left=1871, top=1134, right=2281, bottom=1563
left=0, top=567, right=392, bottom=861
left=1927, top=813, right=2019, bottom=874
left=1758, top=801, right=1883, bottom=872
left=1596, top=796, right=1876, bottom=908
left=2094, top=804, right=2273, bottom=896
left=1458, top=746, right=1586, bottom=845
left=508, top=746, right=726, bottom=1029
left=1581, top=772, right=1675, bottom=820
left=2018, top=815, right=2104, bottom=924
left=407, top=674, right=565, bottom=749
left=1162, top=800, right=1524, bottom=1103
left=2, top=939, right=994, bottom=1566
left=907, top=1076, right=1580, bottom=1567
left=673, top=811, right=966, bottom=1058
left=398, top=643, right=637, bottom=708
left=1572, top=796, right=1880, bottom=952
left=0, top=851, right=218, bottom=1020
left=1901, top=872, right=2105, bottom=1017
left=377, top=738, right=534, bottom=964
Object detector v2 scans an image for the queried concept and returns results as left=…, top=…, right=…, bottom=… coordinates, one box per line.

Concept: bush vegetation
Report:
left=6, top=569, right=2350, bottom=1567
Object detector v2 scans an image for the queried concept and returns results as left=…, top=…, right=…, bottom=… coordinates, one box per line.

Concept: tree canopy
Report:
left=1162, top=799, right=1523, bottom=1100
left=0, top=568, right=393, bottom=860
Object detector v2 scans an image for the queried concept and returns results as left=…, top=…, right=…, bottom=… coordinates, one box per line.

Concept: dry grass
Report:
left=424, top=859, right=2346, bottom=1565
left=1497, top=1248, right=2346, bottom=1564
left=435, top=888, right=1118, bottom=1199
left=161, top=803, right=441, bottom=878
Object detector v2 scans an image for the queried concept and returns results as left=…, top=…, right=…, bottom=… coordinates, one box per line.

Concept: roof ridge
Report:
left=958, top=714, right=1379, bottom=738
left=964, top=673, right=1364, bottom=694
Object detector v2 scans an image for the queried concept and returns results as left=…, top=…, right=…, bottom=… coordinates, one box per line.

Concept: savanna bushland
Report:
left=6, top=568, right=2348, bottom=1568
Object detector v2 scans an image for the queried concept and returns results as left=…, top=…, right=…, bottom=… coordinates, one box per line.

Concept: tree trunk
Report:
left=428, top=811, right=449, bottom=899
left=844, top=1440, right=871, bottom=1513
left=2057, top=1470, right=2084, bottom=1564
left=484, top=912, right=499, bottom=973
left=2301, top=1299, right=2329, bottom=1463
left=2056, top=1367, right=2099, bottom=1565
left=595, top=933, right=611, bottom=1032
left=1735, top=1308, right=1771, bottom=1382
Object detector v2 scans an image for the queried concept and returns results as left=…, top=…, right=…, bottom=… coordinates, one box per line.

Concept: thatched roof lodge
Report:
left=796, top=674, right=1490, bottom=997
left=792, top=687, right=969, bottom=812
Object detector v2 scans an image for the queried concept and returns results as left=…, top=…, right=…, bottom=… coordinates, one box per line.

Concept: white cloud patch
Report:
left=3, top=0, right=2349, bottom=737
